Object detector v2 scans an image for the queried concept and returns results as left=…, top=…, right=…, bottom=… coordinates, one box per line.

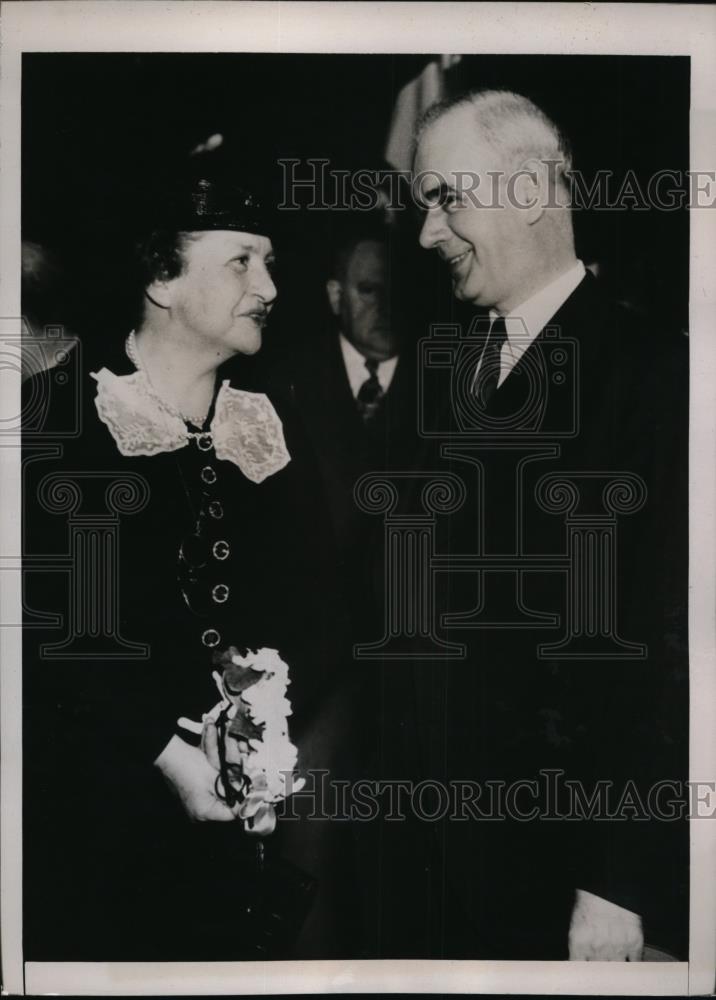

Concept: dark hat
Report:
left=142, top=173, right=272, bottom=238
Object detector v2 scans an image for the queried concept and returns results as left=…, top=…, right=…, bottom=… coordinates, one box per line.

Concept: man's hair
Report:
left=22, top=239, right=75, bottom=336
left=415, top=89, right=573, bottom=185
left=328, top=215, right=390, bottom=282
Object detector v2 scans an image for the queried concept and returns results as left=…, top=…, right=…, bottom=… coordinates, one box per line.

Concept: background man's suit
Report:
left=282, top=325, right=426, bottom=636
left=274, top=320, right=447, bottom=958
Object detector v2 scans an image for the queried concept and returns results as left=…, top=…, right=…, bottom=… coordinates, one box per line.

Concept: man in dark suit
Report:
left=269, top=218, right=446, bottom=958
left=408, top=89, right=688, bottom=960
left=284, top=217, right=425, bottom=637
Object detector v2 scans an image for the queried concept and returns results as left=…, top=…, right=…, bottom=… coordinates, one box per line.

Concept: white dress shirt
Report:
left=339, top=333, right=399, bottom=398
left=474, top=259, right=586, bottom=389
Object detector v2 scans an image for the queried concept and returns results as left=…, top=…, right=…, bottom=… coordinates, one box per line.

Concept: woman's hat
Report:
left=139, top=171, right=272, bottom=238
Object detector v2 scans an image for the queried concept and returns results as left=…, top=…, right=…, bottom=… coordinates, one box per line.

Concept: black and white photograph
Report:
left=1, top=2, right=715, bottom=995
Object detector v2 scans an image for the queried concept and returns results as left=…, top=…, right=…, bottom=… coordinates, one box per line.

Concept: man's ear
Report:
left=144, top=277, right=173, bottom=310
left=326, top=278, right=342, bottom=317
left=513, top=157, right=548, bottom=225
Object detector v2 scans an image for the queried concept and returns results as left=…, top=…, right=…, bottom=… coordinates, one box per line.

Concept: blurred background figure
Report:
left=275, top=213, right=427, bottom=638
left=21, top=239, right=78, bottom=381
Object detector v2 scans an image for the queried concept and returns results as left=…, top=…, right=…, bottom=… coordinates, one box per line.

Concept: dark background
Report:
left=22, top=52, right=690, bottom=358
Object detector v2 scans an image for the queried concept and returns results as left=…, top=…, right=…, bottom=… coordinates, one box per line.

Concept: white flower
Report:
left=227, top=649, right=302, bottom=807
left=179, top=648, right=303, bottom=834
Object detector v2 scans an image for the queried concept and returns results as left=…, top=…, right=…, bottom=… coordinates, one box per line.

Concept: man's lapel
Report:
left=485, top=273, right=596, bottom=422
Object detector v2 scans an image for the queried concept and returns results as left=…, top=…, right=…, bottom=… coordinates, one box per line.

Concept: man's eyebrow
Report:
left=419, top=181, right=457, bottom=207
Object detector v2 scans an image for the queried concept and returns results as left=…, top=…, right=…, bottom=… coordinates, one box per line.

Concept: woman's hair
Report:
left=134, top=229, right=199, bottom=288
left=131, top=229, right=199, bottom=325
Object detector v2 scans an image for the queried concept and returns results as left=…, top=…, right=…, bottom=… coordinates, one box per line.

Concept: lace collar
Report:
left=90, top=349, right=291, bottom=485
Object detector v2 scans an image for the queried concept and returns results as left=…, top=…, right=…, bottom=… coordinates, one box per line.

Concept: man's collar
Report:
left=339, top=333, right=399, bottom=397
left=490, top=260, right=586, bottom=370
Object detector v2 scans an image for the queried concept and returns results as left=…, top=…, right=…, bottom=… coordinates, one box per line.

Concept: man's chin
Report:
left=452, top=274, right=485, bottom=307
left=452, top=281, right=475, bottom=304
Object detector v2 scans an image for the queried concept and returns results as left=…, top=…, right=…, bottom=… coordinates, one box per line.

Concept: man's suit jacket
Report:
left=279, top=327, right=427, bottom=636
left=270, top=328, right=447, bottom=958
left=378, top=273, right=689, bottom=959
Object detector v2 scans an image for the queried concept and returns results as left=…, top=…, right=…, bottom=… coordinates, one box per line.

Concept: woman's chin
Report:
left=230, top=327, right=263, bottom=357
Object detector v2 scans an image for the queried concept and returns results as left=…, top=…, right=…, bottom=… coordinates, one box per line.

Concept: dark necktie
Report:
left=356, top=358, right=384, bottom=423
left=473, top=316, right=508, bottom=408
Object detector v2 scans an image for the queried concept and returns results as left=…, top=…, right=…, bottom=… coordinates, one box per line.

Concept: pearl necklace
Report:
left=125, top=332, right=209, bottom=428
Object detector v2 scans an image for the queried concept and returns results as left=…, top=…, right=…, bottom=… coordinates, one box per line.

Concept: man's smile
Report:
left=445, top=248, right=473, bottom=274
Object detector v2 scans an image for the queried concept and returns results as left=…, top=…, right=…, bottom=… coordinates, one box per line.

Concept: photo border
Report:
left=1, top=2, right=714, bottom=995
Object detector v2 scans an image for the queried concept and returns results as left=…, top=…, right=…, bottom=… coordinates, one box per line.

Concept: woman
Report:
left=22, top=176, right=348, bottom=960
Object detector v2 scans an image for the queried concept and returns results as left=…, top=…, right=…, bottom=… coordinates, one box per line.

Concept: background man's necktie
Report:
left=473, top=316, right=508, bottom=408
left=356, top=358, right=384, bottom=423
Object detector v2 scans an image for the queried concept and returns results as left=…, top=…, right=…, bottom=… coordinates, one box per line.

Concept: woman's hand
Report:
left=154, top=732, right=241, bottom=822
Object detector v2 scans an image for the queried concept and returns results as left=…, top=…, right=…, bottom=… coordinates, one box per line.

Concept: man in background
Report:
left=21, top=239, right=78, bottom=380
left=283, top=215, right=424, bottom=638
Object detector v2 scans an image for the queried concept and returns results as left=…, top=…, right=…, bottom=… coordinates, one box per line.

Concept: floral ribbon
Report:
left=178, top=648, right=305, bottom=837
